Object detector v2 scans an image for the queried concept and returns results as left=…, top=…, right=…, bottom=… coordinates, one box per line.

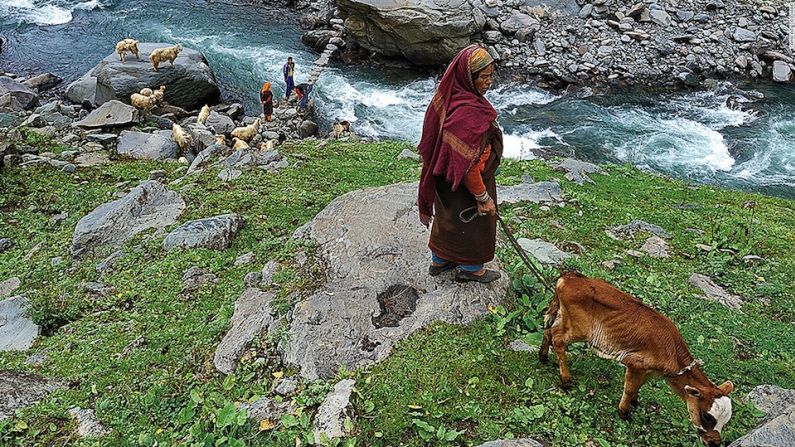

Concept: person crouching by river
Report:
left=294, top=83, right=312, bottom=112
left=260, top=82, right=273, bottom=122
left=417, top=44, right=503, bottom=284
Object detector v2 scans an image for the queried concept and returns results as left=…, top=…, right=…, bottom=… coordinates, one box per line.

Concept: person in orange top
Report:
left=260, top=82, right=273, bottom=122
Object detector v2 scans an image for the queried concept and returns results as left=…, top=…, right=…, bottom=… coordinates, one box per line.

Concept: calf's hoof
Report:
left=560, top=380, right=573, bottom=392
left=618, top=408, right=632, bottom=422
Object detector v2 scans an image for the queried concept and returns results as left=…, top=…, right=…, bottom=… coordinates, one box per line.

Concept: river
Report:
left=1, top=0, right=793, bottom=199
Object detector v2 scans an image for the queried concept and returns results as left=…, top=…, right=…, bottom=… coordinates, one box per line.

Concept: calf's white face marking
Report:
left=709, top=396, right=732, bottom=432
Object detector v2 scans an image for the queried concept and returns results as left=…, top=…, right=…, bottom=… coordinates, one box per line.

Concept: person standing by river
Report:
left=417, top=44, right=503, bottom=284
left=260, top=82, right=273, bottom=122
left=283, top=57, right=295, bottom=101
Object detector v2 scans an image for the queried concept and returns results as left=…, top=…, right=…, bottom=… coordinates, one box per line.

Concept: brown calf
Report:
left=539, top=272, right=734, bottom=446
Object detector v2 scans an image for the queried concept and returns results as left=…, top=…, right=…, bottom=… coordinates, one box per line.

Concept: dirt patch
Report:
left=371, top=285, right=419, bottom=329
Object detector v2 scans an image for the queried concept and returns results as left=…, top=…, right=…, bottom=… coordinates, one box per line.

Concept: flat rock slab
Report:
left=0, top=370, right=60, bottom=420
left=640, top=236, right=670, bottom=258
left=213, top=288, right=277, bottom=374
left=607, top=220, right=671, bottom=240
left=75, top=100, right=140, bottom=129
left=181, top=267, right=217, bottom=294
left=748, top=385, right=795, bottom=421
left=476, top=440, right=544, bottom=447
left=0, top=295, right=39, bottom=351
left=241, top=397, right=293, bottom=424
left=688, top=274, right=743, bottom=310
left=68, top=407, right=110, bottom=438
left=517, top=238, right=573, bottom=265
left=117, top=130, right=179, bottom=160
left=71, top=180, right=185, bottom=259
left=284, top=182, right=508, bottom=379
left=314, top=379, right=355, bottom=443
left=0, top=277, right=21, bottom=299
left=163, top=213, right=243, bottom=252
left=0, top=76, right=38, bottom=111
left=497, top=181, right=562, bottom=205
left=552, top=158, right=606, bottom=185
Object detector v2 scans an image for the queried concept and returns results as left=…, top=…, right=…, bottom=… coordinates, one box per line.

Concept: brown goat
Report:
left=540, top=272, right=734, bottom=447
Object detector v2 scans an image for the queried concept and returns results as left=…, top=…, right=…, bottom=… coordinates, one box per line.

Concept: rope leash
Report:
left=459, top=206, right=556, bottom=295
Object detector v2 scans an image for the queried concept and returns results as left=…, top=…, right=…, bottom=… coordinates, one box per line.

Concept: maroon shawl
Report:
left=417, top=45, right=498, bottom=225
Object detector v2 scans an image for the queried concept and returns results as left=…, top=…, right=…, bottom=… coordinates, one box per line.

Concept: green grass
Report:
left=0, top=140, right=793, bottom=447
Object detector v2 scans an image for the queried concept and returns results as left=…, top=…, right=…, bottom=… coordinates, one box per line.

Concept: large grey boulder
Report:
left=74, top=100, right=140, bottom=129
left=204, top=111, right=235, bottom=135
left=0, top=76, right=39, bottom=111
left=65, top=43, right=220, bottom=110
left=0, top=295, right=39, bottom=351
left=117, top=130, right=179, bottom=160
left=70, top=181, right=185, bottom=259
left=284, top=183, right=508, bottom=379
left=748, top=385, right=795, bottom=421
left=500, top=13, right=540, bottom=35
left=163, top=214, right=243, bottom=252
left=729, top=385, right=795, bottom=447
left=0, top=370, right=61, bottom=420
left=338, top=0, right=485, bottom=65
left=688, top=274, right=743, bottom=310
left=213, top=288, right=277, bottom=374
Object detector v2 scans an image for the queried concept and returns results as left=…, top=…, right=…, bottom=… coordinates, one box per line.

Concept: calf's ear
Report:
left=684, top=385, right=702, bottom=398
left=718, top=381, right=734, bottom=395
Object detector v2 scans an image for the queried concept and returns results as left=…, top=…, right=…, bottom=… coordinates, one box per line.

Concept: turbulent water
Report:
left=1, top=0, right=794, bottom=198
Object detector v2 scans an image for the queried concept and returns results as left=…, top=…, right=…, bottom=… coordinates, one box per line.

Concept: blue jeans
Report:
left=285, top=77, right=294, bottom=99
left=432, top=252, right=482, bottom=272
left=299, top=85, right=312, bottom=110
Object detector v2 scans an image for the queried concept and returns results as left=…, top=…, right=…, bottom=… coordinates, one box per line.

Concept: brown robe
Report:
left=428, top=126, right=503, bottom=265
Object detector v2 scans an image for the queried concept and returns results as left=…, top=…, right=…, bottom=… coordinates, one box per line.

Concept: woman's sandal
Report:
left=455, top=269, right=501, bottom=283
left=428, top=262, right=458, bottom=276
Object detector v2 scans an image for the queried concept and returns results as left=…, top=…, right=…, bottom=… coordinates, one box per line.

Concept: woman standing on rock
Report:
left=417, top=44, right=503, bottom=284
left=260, top=82, right=273, bottom=122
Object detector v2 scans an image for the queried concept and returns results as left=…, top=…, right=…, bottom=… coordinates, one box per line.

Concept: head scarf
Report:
left=416, top=44, right=497, bottom=225
left=261, top=82, right=271, bottom=93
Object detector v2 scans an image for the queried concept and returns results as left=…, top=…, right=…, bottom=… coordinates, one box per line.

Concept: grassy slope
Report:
left=0, top=139, right=793, bottom=447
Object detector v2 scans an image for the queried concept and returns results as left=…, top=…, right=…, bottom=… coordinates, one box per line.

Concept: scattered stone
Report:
left=626, top=249, right=645, bottom=258
left=149, top=170, right=167, bottom=182
left=0, top=239, right=14, bottom=253
left=299, top=120, right=318, bottom=139
left=397, top=148, right=420, bottom=161
left=84, top=282, right=116, bottom=299
left=117, top=131, right=178, bottom=160
left=0, top=277, right=21, bottom=299
left=243, top=272, right=262, bottom=288
left=214, top=288, right=277, bottom=374
left=552, top=158, right=606, bottom=185
left=204, top=111, right=235, bottom=135
left=640, top=236, right=671, bottom=258
left=260, top=260, right=279, bottom=288
left=497, top=181, right=562, bottom=205
left=240, top=396, right=292, bottom=425
left=67, top=407, right=110, bottom=438
left=284, top=183, right=507, bottom=379
left=313, top=379, right=355, bottom=444
left=96, top=250, right=123, bottom=275
left=163, top=214, right=243, bottom=252
left=696, top=243, right=713, bottom=252
left=601, top=259, right=621, bottom=270
left=733, top=27, right=757, bottom=43
left=475, top=440, right=544, bottom=447
left=71, top=181, right=185, bottom=259
left=517, top=238, right=573, bottom=265
left=742, top=255, right=766, bottom=265
left=688, top=274, right=743, bottom=310
left=22, top=73, right=62, bottom=92
left=120, top=335, right=146, bottom=356
left=0, top=370, right=60, bottom=420
left=274, top=378, right=299, bottom=396
left=234, top=252, right=255, bottom=266
left=649, top=10, right=671, bottom=27
left=772, top=61, right=792, bottom=83
left=0, top=76, right=38, bottom=111
left=218, top=167, right=242, bottom=182
left=0, top=295, right=39, bottom=351
left=25, top=351, right=48, bottom=367
left=50, top=256, right=63, bottom=267
left=74, top=100, right=140, bottom=129
left=509, top=339, right=537, bottom=352
left=181, top=267, right=218, bottom=294
left=607, top=220, right=670, bottom=240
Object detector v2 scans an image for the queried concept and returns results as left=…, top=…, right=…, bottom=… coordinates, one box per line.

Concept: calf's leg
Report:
left=539, top=329, right=552, bottom=364
left=618, top=367, right=648, bottom=421
left=551, top=327, right=573, bottom=390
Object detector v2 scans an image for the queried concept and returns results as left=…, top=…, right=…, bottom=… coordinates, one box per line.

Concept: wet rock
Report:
left=640, top=236, right=670, bottom=258
left=65, top=43, right=220, bottom=110
left=772, top=61, right=792, bottom=83
left=517, top=238, right=573, bottom=265
left=313, top=379, right=355, bottom=444
left=214, top=288, right=277, bottom=374
left=688, top=274, right=743, bottom=310
left=181, top=267, right=217, bottom=294
left=0, top=277, right=21, bottom=299
left=22, top=73, right=62, bottom=92
left=552, top=158, right=606, bottom=185
left=475, top=440, right=543, bottom=447
left=0, top=370, right=60, bottom=420
left=0, top=76, right=38, bottom=111
left=0, top=295, right=39, bottom=351
left=606, top=220, right=671, bottom=240
left=75, top=100, right=140, bottom=129
left=397, top=148, right=420, bottom=161
left=117, top=130, right=179, bottom=160
left=67, top=407, right=110, bottom=438
left=240, top=396, right=292, bottom=424
left=71, top=180, right=185, bottom=259
left=497, top=181, right=562, bottom=205
left=163, top=214, right=242, bottom=252
left=284, top=183, right=508, bottom=379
